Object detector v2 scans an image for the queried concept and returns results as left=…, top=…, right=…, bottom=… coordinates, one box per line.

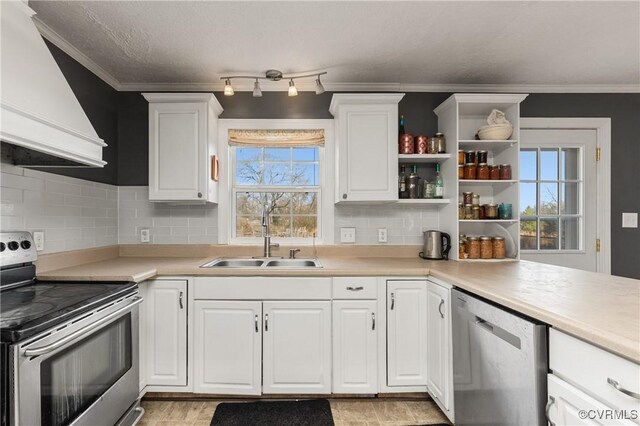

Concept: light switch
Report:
left=340, top=227, right=356, bottom=244
left=622, top=213, right=638, bottom=228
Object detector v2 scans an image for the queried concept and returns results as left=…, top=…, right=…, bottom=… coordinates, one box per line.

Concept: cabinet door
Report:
left=148, top=102, right=206, bottom=201
left=263, top=301, right=331, bottom=394
left=194, top=301, right=262, bottom=395
left=336, top=104, right=398, bottom=202
left=426, top=281, right=453, bottom=416
left=547, top=374, right=635, bottom=425
left=387, top=280, right=428, bottom=386
left=333, top=300, right=377, bottom=394
left=144, top=280, right=187, bottom=386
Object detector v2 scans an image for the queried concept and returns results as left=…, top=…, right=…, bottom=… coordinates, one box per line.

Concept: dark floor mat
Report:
left=210, top=399, right=334, bottom=426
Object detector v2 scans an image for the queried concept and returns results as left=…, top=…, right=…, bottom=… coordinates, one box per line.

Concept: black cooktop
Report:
left=0, top=281, right=137, bottom=343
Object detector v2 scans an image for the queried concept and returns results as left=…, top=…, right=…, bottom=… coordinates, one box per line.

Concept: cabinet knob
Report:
left=197, top=192, right=202, bottom=198
left=342, top=193, right=347, bottom=199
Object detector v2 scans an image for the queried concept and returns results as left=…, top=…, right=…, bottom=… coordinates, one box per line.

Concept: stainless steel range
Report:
left=0, top=232, right=143, bottom=426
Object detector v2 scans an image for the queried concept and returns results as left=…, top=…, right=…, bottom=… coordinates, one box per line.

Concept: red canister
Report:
left=399, top=134, right=414, bottom=154
left=415, top=135, right=429, bottom=154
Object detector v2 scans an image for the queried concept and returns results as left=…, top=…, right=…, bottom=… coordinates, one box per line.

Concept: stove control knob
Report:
left=0, top=242, right=5, bottom=252
left=8, top=241, right=19, bottom=251
left=20, top=240, right=32, bottom=250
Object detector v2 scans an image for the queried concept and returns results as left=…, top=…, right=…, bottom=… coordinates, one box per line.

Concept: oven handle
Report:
left=24, top=296, right=143, bottom=357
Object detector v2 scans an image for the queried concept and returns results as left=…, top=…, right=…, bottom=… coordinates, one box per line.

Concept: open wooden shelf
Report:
left=459, top=140, right=518, bottom=150
left=398, top=153, right=452, bottom=163
left=459, top=179, right=518, bottom=185
left=459, top=219, right=518, bottom=223
left=457, top=258, right=519, bottom=263
left=396, top=198, right=451, bottom=205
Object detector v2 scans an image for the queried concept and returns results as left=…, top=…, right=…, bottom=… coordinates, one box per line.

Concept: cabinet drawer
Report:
left=332, top=277, right=377, bottom=299
left=550, top=329, right=640, bottom=414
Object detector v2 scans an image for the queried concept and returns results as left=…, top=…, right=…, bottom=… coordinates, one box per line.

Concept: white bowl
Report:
left=477, top=124, right=513, bottom=140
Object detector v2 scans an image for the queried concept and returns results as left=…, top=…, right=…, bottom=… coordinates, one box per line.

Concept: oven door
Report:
left=12, top=293, right=141, bottom=426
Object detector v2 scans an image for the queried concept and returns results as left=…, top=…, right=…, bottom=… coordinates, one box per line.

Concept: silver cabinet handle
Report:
left=438, top=299, right=444, bottom=319
left=179, top=291, right=184, bottom=309
left=265, top=313, right=268, bottom=331
left=545, top=396, right=556, bottom=426
left=254, top=314, right=259, bottom=333
left=608, top=378, right=640, bottom=400
left=24, top=297, right=143, bottom=357
left=371, top=312, right=376, bottom=331
left=347, top=286, right=364, bottom=291
left=390, top=293, right=395, bottom=310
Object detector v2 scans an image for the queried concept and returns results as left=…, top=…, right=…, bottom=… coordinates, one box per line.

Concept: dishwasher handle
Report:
left=473, top=314, right=521, bottom=350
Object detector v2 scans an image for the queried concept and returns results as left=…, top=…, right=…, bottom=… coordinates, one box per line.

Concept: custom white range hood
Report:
left=0, top=0, right=106, bottom=167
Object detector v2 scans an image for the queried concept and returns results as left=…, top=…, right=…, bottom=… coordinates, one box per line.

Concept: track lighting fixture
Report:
left=288, top=79, right=298, bottom=97
left=223, top=78, right=234, bottom=96
left=252, top=79, right=262, bottom=97
left=220, top=70, right=327, bottom=97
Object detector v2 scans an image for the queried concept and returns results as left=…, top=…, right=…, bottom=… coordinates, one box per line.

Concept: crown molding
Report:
left=120, top=81, right=640, bottom=93
left=32, top=16, right=122, bottom=91
left=32, top=18, right=639, bottom=94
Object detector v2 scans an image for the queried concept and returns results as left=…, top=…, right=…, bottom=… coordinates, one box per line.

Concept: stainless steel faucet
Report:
left=262, top=206, right=279, bottom=258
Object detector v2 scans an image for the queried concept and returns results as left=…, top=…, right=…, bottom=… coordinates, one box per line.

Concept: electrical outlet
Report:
left=622, top=212, right=638, bottom=228
left=378, top=228, right=388, bottom=243
left=340, top=227, right=356, bottom=244
left=33, top=231, right=44, bottom=251
left=140, top=228, right=150, bottom=243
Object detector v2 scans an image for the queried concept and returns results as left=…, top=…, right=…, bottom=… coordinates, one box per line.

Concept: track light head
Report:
left=224, top=78, right=234, bottom=96
left=315, top=76, right=325, bottom=95
left=253, top=79, right=262, bottom=97
left=288, top=79, right=298, bottom=97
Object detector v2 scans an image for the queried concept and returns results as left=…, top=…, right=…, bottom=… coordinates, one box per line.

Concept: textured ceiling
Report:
left=29, top=1, right=640, bottom=90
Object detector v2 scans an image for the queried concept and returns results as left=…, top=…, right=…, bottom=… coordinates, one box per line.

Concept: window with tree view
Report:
left=520, top=147, right=582, bottom=251
left=233, top=147, right=320, bottom=240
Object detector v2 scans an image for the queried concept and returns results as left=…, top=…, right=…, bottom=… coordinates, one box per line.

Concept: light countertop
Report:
left=36, top=252, right=640, bottom=363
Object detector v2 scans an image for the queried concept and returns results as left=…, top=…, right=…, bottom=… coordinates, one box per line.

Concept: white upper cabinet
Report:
left=143, top=93, right=223, bottom=203
left=329, top=94, right=404, bottom=203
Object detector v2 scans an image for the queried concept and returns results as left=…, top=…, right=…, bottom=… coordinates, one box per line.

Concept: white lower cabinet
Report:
left=387, top=280, right=428, bottom=387
left=332, top=300, right=377, bottom=394
left=143, top=279, right=188, bottom=387
left=193, top=301, right=262, bottom=395
left=547, top=374, right=636, bottom=425
left=426, top=279, right=454, bottom=422
left=263, top=301, right=332, bottom=394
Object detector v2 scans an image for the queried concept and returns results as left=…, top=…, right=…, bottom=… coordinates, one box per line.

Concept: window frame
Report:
left=217, top=119, right=335, bottom=246
left=519, top=145, right=586, bottom=253
left=230, top=146, right=322, bottom=244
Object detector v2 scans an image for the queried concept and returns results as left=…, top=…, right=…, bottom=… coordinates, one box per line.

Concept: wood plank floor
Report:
left=139, top=398, right=451, bottom=426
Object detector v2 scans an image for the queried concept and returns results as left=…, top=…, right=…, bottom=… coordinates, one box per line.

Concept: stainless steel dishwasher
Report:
left=451, top=288, right=548, bottom=425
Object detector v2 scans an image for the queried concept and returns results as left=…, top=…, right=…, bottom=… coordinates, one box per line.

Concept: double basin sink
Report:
left=201, top=258, right=322, bottom=268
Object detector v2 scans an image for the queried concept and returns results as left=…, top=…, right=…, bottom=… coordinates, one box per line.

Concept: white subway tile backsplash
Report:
left=0, top=161, right=118, bottom=254
left=334, top=204, right=439, bottom=245
left=118, top=186, right=219, bottom=244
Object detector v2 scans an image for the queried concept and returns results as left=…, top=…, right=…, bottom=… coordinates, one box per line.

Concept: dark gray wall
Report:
left=33, top=40, right=119, bottom=185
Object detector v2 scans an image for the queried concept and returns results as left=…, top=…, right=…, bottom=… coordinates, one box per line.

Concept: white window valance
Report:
left=228, top=129, right=324, bottom=147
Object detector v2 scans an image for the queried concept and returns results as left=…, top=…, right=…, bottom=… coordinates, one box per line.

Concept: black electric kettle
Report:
left=419, top=230, right=451, bottom=260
